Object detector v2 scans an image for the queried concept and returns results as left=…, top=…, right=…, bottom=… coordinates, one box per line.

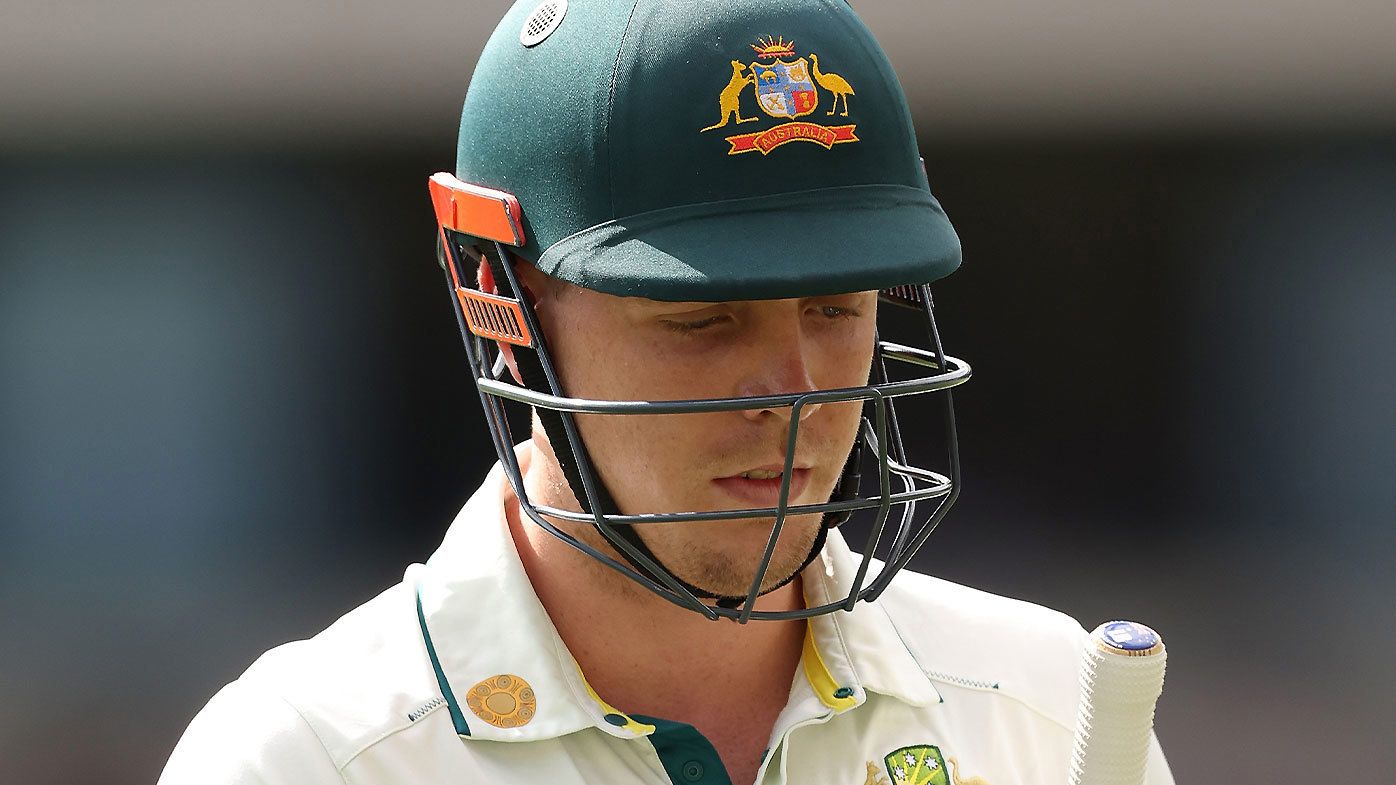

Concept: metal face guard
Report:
left=436, top=224, right=971, bottom=622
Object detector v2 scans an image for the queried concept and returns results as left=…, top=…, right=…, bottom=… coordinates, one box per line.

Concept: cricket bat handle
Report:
left=1068, top=621, right=1167, bottom=785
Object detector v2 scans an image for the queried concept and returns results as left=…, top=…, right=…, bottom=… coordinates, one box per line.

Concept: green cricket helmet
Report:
left=429, top=0, right=971, bottom=621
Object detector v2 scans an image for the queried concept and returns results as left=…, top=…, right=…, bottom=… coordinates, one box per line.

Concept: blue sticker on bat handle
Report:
left=1098, top=621, right=1160, bottom=651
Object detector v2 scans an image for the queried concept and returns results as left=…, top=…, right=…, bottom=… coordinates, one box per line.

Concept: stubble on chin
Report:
left=645, top=514, right=824, bottom=598
left=524, top=430, right=827, bottom=601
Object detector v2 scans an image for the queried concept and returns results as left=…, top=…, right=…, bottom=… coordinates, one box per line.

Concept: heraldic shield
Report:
left=883, top=745, right=950, bottom=785
left=752, top=57, right=819, bottom=118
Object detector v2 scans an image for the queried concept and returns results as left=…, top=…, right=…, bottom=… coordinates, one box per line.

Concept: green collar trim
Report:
left=630, top=715, right=734, bottom=785
left=415, top=581, right=472, bottom=737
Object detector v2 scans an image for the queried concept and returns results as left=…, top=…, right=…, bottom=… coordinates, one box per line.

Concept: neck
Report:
left=503, top=440, right=807, bottom=721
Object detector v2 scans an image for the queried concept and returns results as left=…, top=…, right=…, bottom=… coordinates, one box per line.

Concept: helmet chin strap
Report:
left=479, top=247, right=863, bottom=612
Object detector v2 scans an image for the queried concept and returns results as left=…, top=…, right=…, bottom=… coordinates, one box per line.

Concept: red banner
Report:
left=726, top=123, right=859, bottom=155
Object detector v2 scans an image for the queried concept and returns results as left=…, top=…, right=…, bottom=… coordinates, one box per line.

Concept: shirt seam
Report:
left=270, top=692, right=352, bottom=783
left=604, top=0, right=644, bottom=217
left=336, top=579, right=459, bottom=765
left=339, top=707, right=444, bottom=769
left=923, top=669, right=997, bottom=691
left=923, top=674, right=1078, bottom=735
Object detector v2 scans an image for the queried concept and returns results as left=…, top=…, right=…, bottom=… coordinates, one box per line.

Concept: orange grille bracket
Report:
left=455, top=287, right=534, bottom=347
left=429, top=172, right=526, bottom=247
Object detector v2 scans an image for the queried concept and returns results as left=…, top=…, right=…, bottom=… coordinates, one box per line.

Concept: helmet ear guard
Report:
left=430, top=174, right=534, bottom=349
left=429, top=173, right=970, bottom=622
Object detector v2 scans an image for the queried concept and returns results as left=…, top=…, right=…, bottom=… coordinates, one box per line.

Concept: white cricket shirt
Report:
left=160, top=450, right=1174, bottom=785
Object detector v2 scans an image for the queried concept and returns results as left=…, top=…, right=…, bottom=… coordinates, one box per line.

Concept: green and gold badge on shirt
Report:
left=868, top=745, right=989, bottom=785
left=882, top=745, right=948, bottom=785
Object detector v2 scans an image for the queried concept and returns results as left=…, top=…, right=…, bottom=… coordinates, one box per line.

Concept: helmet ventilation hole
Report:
left=519, top=0, right=567, bottom=47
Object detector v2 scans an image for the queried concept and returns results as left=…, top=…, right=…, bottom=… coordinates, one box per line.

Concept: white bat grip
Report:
left=1068, top=621, right=1167, bottom=785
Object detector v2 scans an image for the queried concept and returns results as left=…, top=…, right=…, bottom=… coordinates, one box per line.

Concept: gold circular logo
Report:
left=466, top=674, right=536, bottom=728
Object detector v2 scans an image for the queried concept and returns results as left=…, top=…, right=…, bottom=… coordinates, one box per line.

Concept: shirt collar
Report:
left=802, top=529, right=943, bottom=711
left=412, top=446, right=939, bottom=743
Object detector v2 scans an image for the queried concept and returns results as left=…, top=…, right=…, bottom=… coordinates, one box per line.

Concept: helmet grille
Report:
left=880, top=285, right=926, bottom=309
left=520, top=0, right=567, bottom=47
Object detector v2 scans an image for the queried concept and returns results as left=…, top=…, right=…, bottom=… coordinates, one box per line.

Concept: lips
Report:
left=712, top=465, right=812, bottom=507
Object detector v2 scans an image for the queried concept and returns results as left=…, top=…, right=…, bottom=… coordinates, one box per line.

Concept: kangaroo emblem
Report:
left=700, top=60, right=758, bottom=132
left=862, top=761, right=891, bottom=785
left=698, top=36, right=862, bottom=155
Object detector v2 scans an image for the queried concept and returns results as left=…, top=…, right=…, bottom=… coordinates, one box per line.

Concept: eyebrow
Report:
left=626, top=298, right=726, bottom=311
left=625, top=293, right=871, bottom=312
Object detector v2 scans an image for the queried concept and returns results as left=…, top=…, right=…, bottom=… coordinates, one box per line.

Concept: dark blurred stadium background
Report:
left=2, top=2, right=1392, bottom=783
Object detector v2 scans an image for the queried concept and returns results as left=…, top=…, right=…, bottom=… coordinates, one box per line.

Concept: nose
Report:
left=735, top=319, right=822, bottom=423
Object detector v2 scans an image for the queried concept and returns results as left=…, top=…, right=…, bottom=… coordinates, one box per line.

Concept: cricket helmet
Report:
left=429, top=0, right=971, bottom=621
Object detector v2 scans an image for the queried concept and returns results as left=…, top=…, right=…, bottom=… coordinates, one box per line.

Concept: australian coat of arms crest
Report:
left=863, top=746, right=990, bottom=785
left=699, top=35, right=860, bottom=155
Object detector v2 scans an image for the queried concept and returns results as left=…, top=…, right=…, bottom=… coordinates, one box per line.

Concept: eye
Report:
left=815, top=305, right=860, bottom=320
left=662, top=314, right=728, bottom=333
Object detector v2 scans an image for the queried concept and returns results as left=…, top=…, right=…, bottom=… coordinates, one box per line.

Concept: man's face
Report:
left=522, top=268, right=878, bottom=599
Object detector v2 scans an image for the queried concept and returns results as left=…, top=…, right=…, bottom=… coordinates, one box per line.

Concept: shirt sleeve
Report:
left=1144, top=730, right=1175, bottom=785
left=158, top=679, right=346, bottom=785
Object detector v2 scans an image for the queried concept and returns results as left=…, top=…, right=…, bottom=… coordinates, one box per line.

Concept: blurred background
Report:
left=2, top=1, right=1393, bottom=782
